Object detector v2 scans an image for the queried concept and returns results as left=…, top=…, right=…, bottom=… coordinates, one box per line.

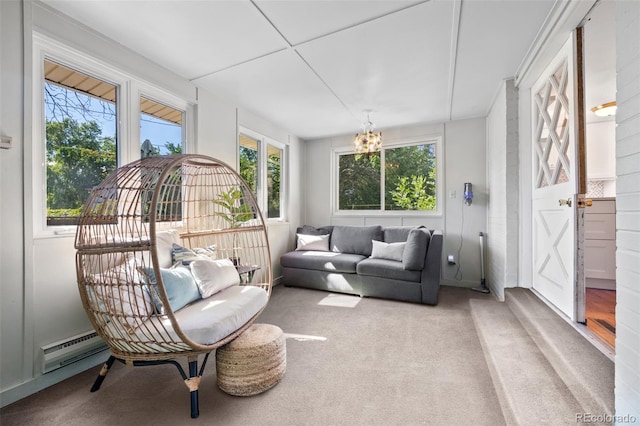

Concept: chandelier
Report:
left=354, top=113, right=382, bottom=154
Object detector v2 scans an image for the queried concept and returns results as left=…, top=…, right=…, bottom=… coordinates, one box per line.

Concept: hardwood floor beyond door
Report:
left=585, top=288, right=616, bottom=348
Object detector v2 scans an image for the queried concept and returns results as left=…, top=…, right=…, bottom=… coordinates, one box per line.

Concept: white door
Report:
left=531, top=35, right=578, bottom=320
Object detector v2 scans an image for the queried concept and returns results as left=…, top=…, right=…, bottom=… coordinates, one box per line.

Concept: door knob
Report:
left=559, top=197, right=572, bottom=207
left=577, top=198, right=593, bottom=208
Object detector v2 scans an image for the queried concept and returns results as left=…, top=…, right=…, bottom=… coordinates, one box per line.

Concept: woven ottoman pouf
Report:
left=216, top=323, right=286, bottom=396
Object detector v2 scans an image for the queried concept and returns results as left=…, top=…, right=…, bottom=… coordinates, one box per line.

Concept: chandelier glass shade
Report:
left=354, top=114, right=382, bottom=154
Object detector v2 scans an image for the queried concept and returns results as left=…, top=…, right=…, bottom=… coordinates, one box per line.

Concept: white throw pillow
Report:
left=296, top=233, right=330, bottom=251
left=91, top=254, right=153, bottom=331
left=156, top=230, right=181, bottom=268
left=190, top=259, right=241, bottom=298
left=370, top=240, right=406, bottom=262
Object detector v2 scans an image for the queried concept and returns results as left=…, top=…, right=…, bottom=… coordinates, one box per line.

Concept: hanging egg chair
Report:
left=75, top=154, right=272, bottom=418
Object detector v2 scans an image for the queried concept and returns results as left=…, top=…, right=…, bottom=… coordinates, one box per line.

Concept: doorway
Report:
left=582, top=0, right=617, bottom=350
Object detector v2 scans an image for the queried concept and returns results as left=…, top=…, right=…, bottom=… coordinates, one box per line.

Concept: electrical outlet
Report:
left=447, top=255, right=456, bottom=265
left=0, top=136, right=12, bottom=150
left=449, top=190, right=456, bottom=199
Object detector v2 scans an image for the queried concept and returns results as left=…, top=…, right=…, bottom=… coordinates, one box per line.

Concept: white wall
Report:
left=486, top=82, right=508, bottom=299
left=586, top=120, right=617, bottom=197
left=443, top=118, right=488, bottom=287
left=303, top=118, right=487, bottom=287
left=615, top=0, right=640, bottom=417
left=0, top=0, right=304, bottom=405
left=1, top=0, right=28, bottom=400
left=486, top=79, right=519, bottom=300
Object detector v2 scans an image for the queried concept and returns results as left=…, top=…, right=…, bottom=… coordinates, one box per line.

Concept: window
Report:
left=33, top=35, right=194, bottom=234
left=44, top=59, right=118, bottom=226
left=239, top=129, right=286, bottom=220
left=336, top=138, right=440, bottom=214
left=339, top=152, right=381, bottom=210
left=140, top=96, right=184, bottom=157
left=266, top=144, right=283, bottom=218
left=239, top=134, right=259, bottom=197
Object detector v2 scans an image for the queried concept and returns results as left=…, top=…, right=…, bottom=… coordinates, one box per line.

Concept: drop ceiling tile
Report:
left=193, top=49, right=357, bottom=139
left=451, top=0, right=556, bottom=119
left=295, top=1, right=454, bottom=129
left=43, top=0, right=288, bottom=80
left=255, top=0, right=422, bottom=45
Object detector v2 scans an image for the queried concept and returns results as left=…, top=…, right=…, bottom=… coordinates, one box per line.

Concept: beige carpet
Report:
left=0, top=285, right=612, bottom=426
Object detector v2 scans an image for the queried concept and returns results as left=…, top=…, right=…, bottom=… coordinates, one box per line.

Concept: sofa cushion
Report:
left=403, top=229, right=430, bottom=270
left=383, top=226, right=416, bottom=243
left=296, top=233, right=330, bottom=251
left=371, top=240, right=406, bottom=262
left=357, top=258, right=421, bottom=282
left=331, top=225, right=383, bottom=256
left=280, top=251, right=366, bottom=274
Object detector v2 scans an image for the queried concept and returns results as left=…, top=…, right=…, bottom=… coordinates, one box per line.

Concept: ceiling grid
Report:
left=43, top=0, right=586, bottom=139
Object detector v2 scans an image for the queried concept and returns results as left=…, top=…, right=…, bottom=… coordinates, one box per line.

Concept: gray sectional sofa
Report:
left=280, top=225, right=443, bottom=305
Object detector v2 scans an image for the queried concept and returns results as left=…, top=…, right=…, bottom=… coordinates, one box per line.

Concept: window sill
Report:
left=33, top=226, right=77, bottom=240
left=333, top=210, right=442, bottom=217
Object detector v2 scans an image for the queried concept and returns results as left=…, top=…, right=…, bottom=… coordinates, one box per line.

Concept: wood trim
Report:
left=575, top=26, right=587, bottom=194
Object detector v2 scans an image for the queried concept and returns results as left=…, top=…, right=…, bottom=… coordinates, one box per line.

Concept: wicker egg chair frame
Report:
left=75, top=154, right=272, bottom=418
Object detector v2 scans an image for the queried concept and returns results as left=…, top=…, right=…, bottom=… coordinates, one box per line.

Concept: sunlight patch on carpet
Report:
left=283, top=333, right=327, bottom=342
left=317, top=293, right=361, bottom=308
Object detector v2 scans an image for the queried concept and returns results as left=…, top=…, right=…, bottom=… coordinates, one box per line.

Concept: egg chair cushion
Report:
left=143, top=285, right=269, bottom=346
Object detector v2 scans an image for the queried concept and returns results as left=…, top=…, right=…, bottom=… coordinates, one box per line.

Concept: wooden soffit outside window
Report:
left=44, top=59, right=182, bottom=125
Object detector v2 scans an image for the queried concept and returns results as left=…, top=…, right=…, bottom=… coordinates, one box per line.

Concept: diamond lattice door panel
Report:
left=534, top=59, right=571, bottom=188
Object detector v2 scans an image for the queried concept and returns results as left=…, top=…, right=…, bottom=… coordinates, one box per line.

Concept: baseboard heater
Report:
left=41, top=330, right=108, bottom=374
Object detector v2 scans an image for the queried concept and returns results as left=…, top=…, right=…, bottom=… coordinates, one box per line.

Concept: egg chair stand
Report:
left=91, top=353, right=211, bottom=418
left=75, top=154, right=272, bottom=419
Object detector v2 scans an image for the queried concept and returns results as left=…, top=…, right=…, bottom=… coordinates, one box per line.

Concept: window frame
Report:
left=238, top=127, right=287, bottom=222
left=331, top=135, right=443, bottom=217
left=32, top=34, right=194, bottom=237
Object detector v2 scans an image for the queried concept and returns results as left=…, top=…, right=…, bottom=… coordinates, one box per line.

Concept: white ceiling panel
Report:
left=41, top=0, right=609, bottom=141
left=451, top=0, right=556, bottom=119
left=43, top=0, right=288, bottom=80
left=296, top=1, right=455, bottom=129
left=194, top=49, right=357, bottom=139
left=255, top=0, right=423, bottom=45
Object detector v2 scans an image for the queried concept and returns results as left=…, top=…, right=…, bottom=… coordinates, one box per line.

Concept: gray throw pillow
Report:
left=383, top=226, right=414, bottom=243
left=403, top=229, right=430, bottom=270
left=331, top=225, right=383, bottom=256
left=299, top=225, right=334, bottom=236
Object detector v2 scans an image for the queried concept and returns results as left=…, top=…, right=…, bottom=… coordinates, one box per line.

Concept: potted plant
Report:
left=214, top=188, right=253, bottom=265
